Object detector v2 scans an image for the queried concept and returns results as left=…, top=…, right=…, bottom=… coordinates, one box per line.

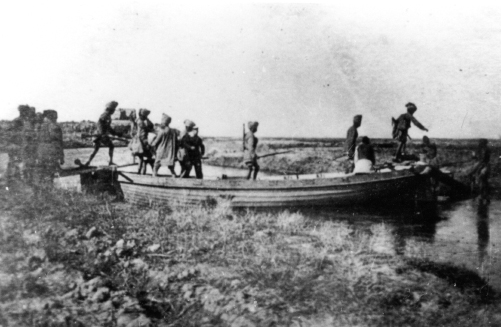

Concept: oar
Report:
left=81, top=133, right=131, bottom=142
left=439, top=159, right=473, bottom=167
left=257, top=151, right=293, bottom=159
left=333, top=153, right=348, bottom=161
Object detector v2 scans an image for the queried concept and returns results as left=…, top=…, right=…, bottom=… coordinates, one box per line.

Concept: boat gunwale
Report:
left=117, top=170, right=422, bottom=192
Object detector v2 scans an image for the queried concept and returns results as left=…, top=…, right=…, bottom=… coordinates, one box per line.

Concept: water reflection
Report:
left=249, top=199, right=501, bottom=290
left=476, top=201, right=490, bottom=267
left=248, top=201, right=443, bottom=254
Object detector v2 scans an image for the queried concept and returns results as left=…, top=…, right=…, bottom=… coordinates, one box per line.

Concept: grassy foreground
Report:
left=0, top=188, right=501, bottom=326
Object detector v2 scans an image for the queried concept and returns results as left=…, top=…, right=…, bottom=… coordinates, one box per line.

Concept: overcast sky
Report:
left=1, top=2, right=500, bottom=138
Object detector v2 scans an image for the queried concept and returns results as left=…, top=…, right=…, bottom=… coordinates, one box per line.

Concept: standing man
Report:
left=469, top=139, right=491, bottom=201
left=151, top=114, right=178, bottom=177
left=345, top=115, right=362, bottom=173
left=244, top=121, right=259, bottom=180
left=5, top=105, right=31, bottom=189
left=34, top=110, right=64, bottom=196
left=180, top=124, right=205, bottom=179
left=392, top=102, right=429, bottom=162
left=135, top=109, right=155, bottom=174
left=20, top=107, right=38, bottom=185
left=84, top=101, right=120, bottom=166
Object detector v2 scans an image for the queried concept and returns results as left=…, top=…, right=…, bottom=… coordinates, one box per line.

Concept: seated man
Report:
left=419, top=136, right=440, bottom=175
left=353, top=136, right=375, bottom=174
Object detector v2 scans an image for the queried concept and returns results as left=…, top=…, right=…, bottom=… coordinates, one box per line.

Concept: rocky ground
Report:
left=1, top=185, right=501, bottom=326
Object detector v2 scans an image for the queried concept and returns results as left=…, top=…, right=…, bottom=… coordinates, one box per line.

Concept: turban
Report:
left=248, top=121, right=259, bottom=130
left=405, top=102, right=417, bottom=113
left=43, top=109, right=58, bottom=121
left=353, top=115, right=362, bottom=124
left=184, top=120, right=196, bottom=128
left=139, top=108, right=150, bottom=117
left=18, top=105, right=30, bottom=114
left=129, top=109, right=137, bottom=119
left=106, top=101, right=119, bottom=111
left=161, top=114, right=172, bottom=126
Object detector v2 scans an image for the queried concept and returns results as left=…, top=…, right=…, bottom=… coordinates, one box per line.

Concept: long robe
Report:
left=131, top=117, right=154, bottom=156
left=151, top=127, right=178, bottom=166
left=345, top=126, right=358, bottom=160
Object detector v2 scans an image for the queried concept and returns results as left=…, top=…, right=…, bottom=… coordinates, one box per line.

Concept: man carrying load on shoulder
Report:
left=84, top=101, right=121, bottom=167
left=392, top=102, right=429, bottom=162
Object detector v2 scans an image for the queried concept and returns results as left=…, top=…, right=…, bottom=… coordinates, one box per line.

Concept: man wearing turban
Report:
left=392, top=102, right=429, bottom=162
left=151, top=114, right=178, bottom=177
left=4, top=105, right=31, bottom=189
left=132, top=109, right=155, bottom=174
left=84, top=101, right=120, bottom=166
left=179, top=120, right=205, bottom=179
left=34, top=110, right=64, bottom=196
left=469, top=139, right=491, bottom=201
left=244, top=121, right=259, bottom=180
left=19, top=107, right=38, bottom=185
left=345, top=115, right=362, bottom=173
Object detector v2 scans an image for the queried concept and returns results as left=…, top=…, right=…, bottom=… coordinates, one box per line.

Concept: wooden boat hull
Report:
left=116, top=170, right=424, bottom=208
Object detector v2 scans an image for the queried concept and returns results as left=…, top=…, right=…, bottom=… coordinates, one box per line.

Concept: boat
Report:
left=114, top=169, right=426, bottom=208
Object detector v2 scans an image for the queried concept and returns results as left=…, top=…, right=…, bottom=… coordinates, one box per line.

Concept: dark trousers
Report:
left=181, top=161, right=203, bottom=179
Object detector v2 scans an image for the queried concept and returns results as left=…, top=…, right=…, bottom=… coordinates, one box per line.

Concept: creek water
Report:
left=283, top=200, right=501, bottom=291
left=1, top=148, right=500, bottom=290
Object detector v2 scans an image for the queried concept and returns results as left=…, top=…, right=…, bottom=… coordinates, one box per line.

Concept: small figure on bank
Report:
left=469, top=139, right=491, bottom=201
left=34, top=110, right=64, bottom=196
left=134, top=109, right=155, bottom=174
left=345, top=114, right=362, bottom=173
left=84, top=101, right=120, bottom=166
left=353, top=136, right=376, bottom=174
left=392, top=102, right=428, bottom=162
left=151, top=114, right=178, bottom=177
left=244, top=121, right=259, bottom=180
left=5, top=105, right=31, bottom=189
left=180, top=125, right=205, bottom=179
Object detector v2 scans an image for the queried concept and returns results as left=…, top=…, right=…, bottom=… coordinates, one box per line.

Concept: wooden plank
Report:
left=57, top=163, right=137, bottom=177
